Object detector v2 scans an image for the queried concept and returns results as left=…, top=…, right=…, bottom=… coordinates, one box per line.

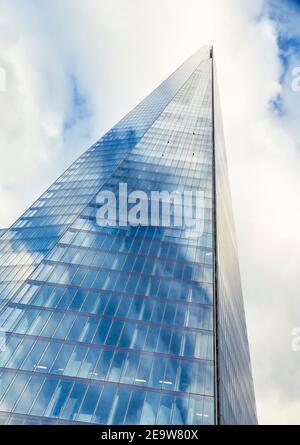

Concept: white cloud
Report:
left=0, top=0, right=299, bottom=424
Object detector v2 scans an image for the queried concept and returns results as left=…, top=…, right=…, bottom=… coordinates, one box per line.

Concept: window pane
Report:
left=14, top=376, right=44, bottom=414
left=0, top=373, right=28, bottom=412
left=93, top=385, right=117, bottom=424
left=44, top=380, right=73, bottom=418
left=108, top=387, right=131, bottom=425
left=30, top=378, right=59, bottom=416
left=77, top=384, right=102, bottom=423
left=124, top=390, right=145, bottom=425
left=61, top=382, right=86, bottom=421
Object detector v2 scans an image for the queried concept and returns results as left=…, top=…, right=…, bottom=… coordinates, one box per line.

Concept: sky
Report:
left=0, top=0, right=300, bottom=425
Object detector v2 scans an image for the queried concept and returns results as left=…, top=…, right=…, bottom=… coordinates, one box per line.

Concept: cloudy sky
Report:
left=0, top=0, right=300, bottom=425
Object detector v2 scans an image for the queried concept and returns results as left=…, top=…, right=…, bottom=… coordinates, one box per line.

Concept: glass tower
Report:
left=0, top=46, right=257, bottom=425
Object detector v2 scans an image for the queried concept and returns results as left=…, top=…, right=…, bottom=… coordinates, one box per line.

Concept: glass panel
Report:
left=61, top=382, right=86, bottom=421
left=140, top=391, right=160, bottom=425
left=30, top=378, right=59, bottom=416
left=77, top=384, right=102, bottom=423
left=0, top=373, right=28, bottom=412
left=108, top=387, right=131, bottom=425
left=44, top=380, right=73, bottom=418
left=124, top=390, right=145, bottom=425
left=14, top=376, right=44, bottom=414
left=93, top=385, right=117, bottom=424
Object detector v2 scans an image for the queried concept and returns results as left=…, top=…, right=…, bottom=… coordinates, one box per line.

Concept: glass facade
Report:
left=0, top=46, right=257, bottom=425
left=212, top=58, right=257, bottom=425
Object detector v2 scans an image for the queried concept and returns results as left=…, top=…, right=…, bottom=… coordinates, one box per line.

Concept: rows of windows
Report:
left=131, top=145, right=212, bottom=167
left=0, top=305, right=213, bottom=360
left=0, top=371, right=214, bottom=424
left=108, top=176, right=212, bottom=197
left=0, top=414, right=75, bottom=425
left=60, top=229, right=214, bottom=265
left=111, top=169, right=213, bottom=191
left=0, top=48, right=216, bottom=425
left=24, top=205, right=84, bottom=218
left=95, top=184, right=213, bottom=213
left=73, top=217, right=213, bottom=248
left=42, top=187, right=100, bottom=200
left=14, top=214, right=76, bottom=229
left=0, top=135, right=131, bottom=308
left=0, top=335, right=213, bottom=396
left=137, top=123, right=212, bottom=141
left=117, top=163, right=212, bottom=183
left=0, top=264, right=35, bottom=284
left=46, top=244, right=213, bottom=284
left=81, top=216, right=213, bottom=247
left=28, top=262, right=213, bottom=305
left=2, top=226, right=66, bottom=241
left=58, top=169, right=117, bottom=183
left=0, top=48, right=211, bottom=281
left=136, top=135, right=212, bottom=152
left=151, top=112, right=212, bottom=132
left=0, top=251, right=43, bottom=268
left=49, top=179, right=103, bottom=192
left=122, top=159, right=212, bottom=180
left=16, top=284, right=213, bottom=330
left=0, top=237, right=56, bottom=254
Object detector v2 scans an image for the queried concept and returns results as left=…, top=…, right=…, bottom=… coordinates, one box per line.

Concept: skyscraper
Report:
left=0, top=46, right=257, bottom=425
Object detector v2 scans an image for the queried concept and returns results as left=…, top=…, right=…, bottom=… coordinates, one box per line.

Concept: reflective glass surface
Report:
left=0, top=46, right=256, bottom=425
left=213, top=59, right=257, bottom=425
left=0, top=46, right=209, bottom=312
